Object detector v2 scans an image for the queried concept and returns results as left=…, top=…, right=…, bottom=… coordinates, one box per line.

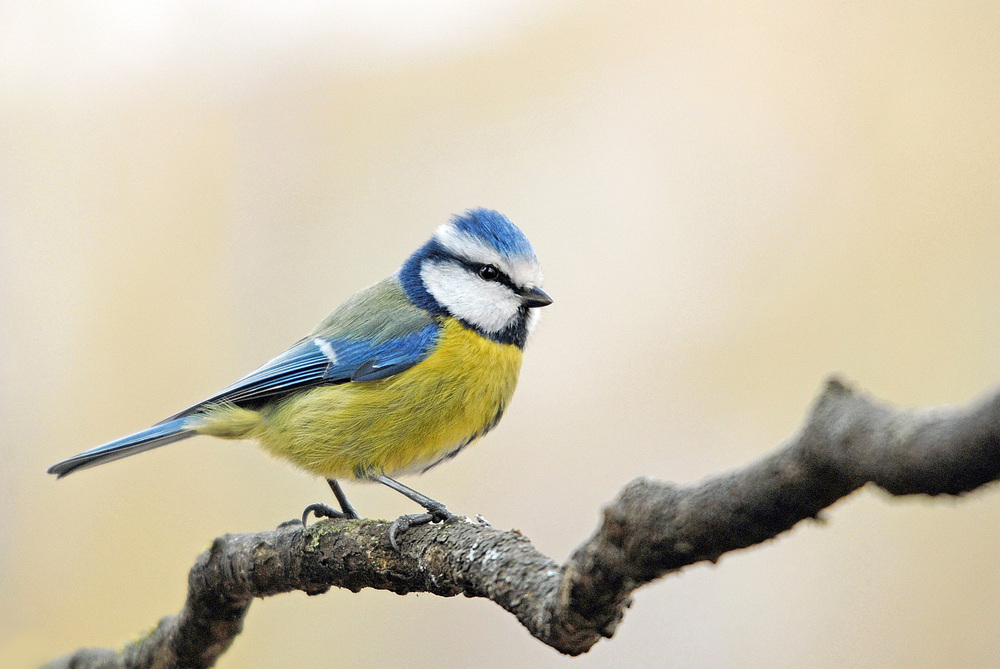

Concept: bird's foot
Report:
left=388, top=505, right=456, bottom=552
left=302, top=479, right=362, bottom=526
left=302, top=503, right=352, bottom=527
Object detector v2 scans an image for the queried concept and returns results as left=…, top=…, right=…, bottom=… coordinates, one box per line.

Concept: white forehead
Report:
left=433, top=223, right=544, bottom=288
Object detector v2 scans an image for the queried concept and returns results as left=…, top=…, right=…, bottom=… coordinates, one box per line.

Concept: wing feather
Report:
left=163, top=276, right=439, bottom=420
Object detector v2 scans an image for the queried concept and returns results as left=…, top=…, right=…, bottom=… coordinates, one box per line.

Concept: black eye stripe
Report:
left=465, top=261, right=516, bottom=289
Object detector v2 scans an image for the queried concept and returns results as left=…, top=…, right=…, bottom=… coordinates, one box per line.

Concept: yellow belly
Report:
left=198, top=319, right=523, bottom=479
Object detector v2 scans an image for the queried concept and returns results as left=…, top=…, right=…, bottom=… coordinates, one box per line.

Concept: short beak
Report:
left=519, top=286, right=553, bottom=308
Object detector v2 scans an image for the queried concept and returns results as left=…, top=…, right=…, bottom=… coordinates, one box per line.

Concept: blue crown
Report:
left=450, top=208, right=536, bottom=259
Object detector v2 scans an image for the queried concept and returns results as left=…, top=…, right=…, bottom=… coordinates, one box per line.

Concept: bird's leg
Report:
left=301, top=478, right=361, bottom=526
left=327, top=478, right=360, bottom=519
left=373, top=474, right=457, bottom=551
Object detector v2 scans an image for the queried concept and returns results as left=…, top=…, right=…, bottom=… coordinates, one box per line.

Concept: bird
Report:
left=47, top=208, right=552, bottom=549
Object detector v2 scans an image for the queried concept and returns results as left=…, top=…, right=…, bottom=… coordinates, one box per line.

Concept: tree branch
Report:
left=44, top=376, right=1000, bottom=668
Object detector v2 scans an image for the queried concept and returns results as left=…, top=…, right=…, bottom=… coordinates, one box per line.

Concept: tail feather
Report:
left=47, top=418, right=196, bottom=478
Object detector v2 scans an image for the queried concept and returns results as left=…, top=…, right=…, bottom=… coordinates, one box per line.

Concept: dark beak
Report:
left=519, top=286, right=553, bottom=308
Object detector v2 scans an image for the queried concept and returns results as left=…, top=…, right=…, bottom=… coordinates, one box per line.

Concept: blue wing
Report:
left=165, top=322, right=438, bottom=420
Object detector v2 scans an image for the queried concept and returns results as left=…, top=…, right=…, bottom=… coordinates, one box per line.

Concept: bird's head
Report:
left=400, top=208, right=552, bottom=347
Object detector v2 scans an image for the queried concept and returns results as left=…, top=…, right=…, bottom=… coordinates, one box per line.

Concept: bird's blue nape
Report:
left=398, top=240, right=448, bottom=315
left=450, top=208, right=536, bottom=259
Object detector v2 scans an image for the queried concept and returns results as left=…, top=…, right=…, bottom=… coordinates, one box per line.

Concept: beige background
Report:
left=3, top=2, right=1000, bottom=667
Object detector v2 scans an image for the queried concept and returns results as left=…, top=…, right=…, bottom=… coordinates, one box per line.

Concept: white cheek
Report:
left=421, top=261, right=521, bottom=333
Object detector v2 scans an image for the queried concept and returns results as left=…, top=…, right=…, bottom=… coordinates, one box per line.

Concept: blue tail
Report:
left=47, top=418, right=196, bottom=478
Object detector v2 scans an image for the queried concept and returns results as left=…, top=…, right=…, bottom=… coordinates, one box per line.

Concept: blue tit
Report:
left=48, top=208, right=552, bottom=547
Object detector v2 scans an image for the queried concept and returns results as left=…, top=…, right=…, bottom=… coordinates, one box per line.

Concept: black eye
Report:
left=477, top=264, right=500, bottom=281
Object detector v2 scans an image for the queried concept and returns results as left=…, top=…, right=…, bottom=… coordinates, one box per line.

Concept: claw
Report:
left=387, top=507, right=456, bottom=552
left=368, top=474, right=462, bottom=550
left=388, top=512, right=433, bottom=551
left=301, top=502, right=346, bottom=527
left=302, top=479, right=363, bottom=526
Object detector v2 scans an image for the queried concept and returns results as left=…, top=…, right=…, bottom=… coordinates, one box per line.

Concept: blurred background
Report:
left=3, top=2, right=1000, bottom=667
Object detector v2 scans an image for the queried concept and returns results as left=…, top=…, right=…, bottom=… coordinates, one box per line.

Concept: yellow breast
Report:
left=214, top=319, right=524, bottom=479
